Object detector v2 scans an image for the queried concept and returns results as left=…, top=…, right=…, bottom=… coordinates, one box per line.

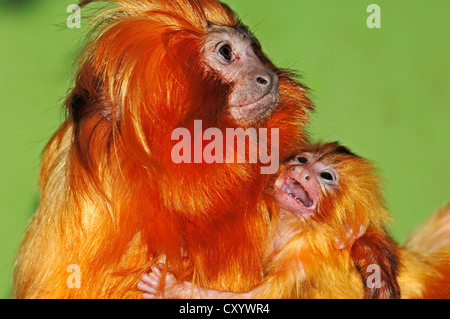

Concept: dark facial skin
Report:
left=203, top=26, right=279, bottom=125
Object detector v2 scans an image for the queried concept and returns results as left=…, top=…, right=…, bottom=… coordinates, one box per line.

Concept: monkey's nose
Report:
left=293, top=167, right=311, bottom=182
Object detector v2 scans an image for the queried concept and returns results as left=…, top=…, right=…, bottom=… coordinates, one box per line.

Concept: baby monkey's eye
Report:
left=297, top=157, right=308, bottom=164
left=320, top=172, right=334, bottom=181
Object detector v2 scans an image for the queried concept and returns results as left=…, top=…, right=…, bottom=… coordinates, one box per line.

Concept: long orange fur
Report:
left=13, top=0, right=312, bottom=298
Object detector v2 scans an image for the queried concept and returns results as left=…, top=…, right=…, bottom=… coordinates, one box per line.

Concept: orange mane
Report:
left=14, top=0, right=312, bottom=298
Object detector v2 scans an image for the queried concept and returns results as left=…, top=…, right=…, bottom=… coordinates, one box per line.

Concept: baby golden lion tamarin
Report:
left=138, top=143, right=450, bottom=299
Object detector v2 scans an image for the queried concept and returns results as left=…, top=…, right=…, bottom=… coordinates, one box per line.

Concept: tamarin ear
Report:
left=351, top=230, right=401, bottom=299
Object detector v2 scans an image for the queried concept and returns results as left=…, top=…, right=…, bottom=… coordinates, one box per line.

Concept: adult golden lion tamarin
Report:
left=13, top=0, right=313, bottom=298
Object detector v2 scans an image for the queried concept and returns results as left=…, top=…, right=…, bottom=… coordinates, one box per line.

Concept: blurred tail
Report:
left=405, top=203, right=450, bottom=253
left=402, top=204, right=450, bottom=298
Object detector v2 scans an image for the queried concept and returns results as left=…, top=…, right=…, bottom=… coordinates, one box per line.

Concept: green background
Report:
left=0, top=0, right=449, bottom=298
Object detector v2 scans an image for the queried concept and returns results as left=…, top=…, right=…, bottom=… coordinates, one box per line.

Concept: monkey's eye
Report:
left=320, top=172, right=334, bottom=181
left=297, top=157, right=308, bottom=164
left=218, top=44, right=235, bottom=62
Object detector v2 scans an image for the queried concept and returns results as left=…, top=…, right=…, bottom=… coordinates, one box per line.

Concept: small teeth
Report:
left=283, top=184, right=293, bottom=195
left=283, top=184, right=301, bottom=201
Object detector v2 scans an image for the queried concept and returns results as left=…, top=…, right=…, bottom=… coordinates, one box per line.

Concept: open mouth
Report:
left=281, top=177, right=314, bottom=208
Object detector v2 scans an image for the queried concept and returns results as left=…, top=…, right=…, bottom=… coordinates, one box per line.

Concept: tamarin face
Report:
left=273, top=143, right=359, bottom=219
left=274, top=152, right=338, bottom=218
left=203, top=25, right=279, bottom=125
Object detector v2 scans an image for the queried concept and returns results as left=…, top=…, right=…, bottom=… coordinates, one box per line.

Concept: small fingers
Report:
left=140, top=273, right=159, bottom=287
left=151, top=265, right=162, bottom=277
left=139, top=264, right=179, bottom=299
left=137, top=280, right=162, bottom=299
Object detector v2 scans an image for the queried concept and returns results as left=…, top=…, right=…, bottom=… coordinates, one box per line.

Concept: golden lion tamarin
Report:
left=138, top=143, right=450, bottom=299
left=13, top=0, right=313, bottom=298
